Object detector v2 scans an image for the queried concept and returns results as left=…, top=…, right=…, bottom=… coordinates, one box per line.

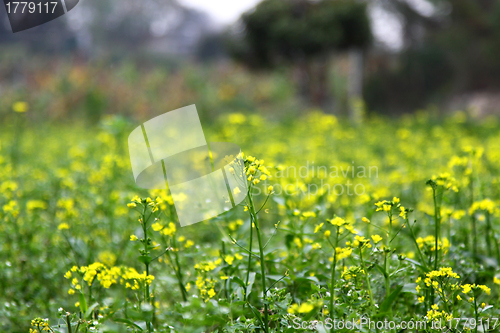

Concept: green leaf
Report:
left=375, top=264, right=388, bottom=279
left=78, top=292, right=88, bottom=314
left=402, top=283, right=418, bottom=294
left=85, top=302, right=99, bottom=318
left=246, top=272, right=256, bottom=297
left=114, top=318, right=143, bottom=330
left=138, top=255, right=152, bottom=265
left=231, top=276, right=247, bottom=289
left=379, top=285, right=403, bottom=314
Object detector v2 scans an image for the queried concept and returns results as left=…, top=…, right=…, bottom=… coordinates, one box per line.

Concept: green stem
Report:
left=329, top=229, right=339, bottom=333
left=66, top=314, right=73, bottom=333
left=473, top=293, right=479, bottom=333
left=244, top=213, right=254, bottom=302
left=470, top=175, right=477, bottom=259
left=359, top=247, right=375, bottom=310
left=485, top=212, right=492, bottom=257
left=172, top=236, right=188, bottom=302
left=432, top=188, right=440, bottom=270
left=141, top=206, right=153, bottom=333
left=248, top=193, right=269, bottom=333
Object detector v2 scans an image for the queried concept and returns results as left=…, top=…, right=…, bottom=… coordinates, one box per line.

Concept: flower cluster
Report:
left=64, top=263, right=154, bottom=293
left=416, top=235, right=450, bottom=253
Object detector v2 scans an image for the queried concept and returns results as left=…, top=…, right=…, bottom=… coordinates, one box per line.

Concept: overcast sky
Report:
left=180, top=0, right=261, bottom=25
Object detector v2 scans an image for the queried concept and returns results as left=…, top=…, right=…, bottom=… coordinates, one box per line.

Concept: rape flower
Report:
left=371, top=235, right=383, bottom=244
left=13, top=101, right=29, bottom=113
left=151, top=222, right=163, bottom=231
left=298, top=303, right=314, bottom=313
left=330, top=217, right=346, bottom=226
left=130, top=235, right=138, bottom=241
left=224, top=255, right=235, bottom=265
left=314, top=223, right=324, bottom=233
left=58, top=223, right=70, bottom=230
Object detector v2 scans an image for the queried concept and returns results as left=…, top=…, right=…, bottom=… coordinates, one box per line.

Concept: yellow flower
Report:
left=233, top=187, right=241, bottom=195
left=151, top=222, right=163, bottom=231
left=362, top=217, right=370, bottom=224
left=314, top=223, right=324, bottom=233
left=13, top=101, right=29, bottom=113
left=267, top=185, right=273, bottom=193
left=130, top=235, right=138, bottom=241
left=208, top=288, right=216, bottom=298
left=58, top=223, right=70, bottom=230
left=297, top=302, right=314, bottom=313
left=287, top=304, right=299, bottom=314
left=224, top=255, right=235, bottom=265
left=330, top=217, right=346, bottom=226
left=462, top=284, right=472, bottom=294
left=371, top=235, right=383, bottom=244
left=185, top=240, right=194, bottom=248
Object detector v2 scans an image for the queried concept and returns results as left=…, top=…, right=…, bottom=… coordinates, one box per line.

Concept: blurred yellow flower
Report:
left=13, top=101, right=29, bottom=113
left=58, top=223, right=70, bottom=230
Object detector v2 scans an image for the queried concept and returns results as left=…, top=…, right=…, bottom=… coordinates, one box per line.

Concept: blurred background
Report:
left=2, top=0, right=500, bottom=124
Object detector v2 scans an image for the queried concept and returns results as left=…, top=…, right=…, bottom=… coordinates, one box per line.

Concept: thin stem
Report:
left=406, top=219, right=430, bottom=270
left=248, top=193, right=269, bottom=333
left=359, top=246, right=376, bottom=310
left=386, top=212, right=393, bottom=299
left=244, top=213, right=254, bottom=302
left=66, top=314, right=72, bottom=333
left=485, top=212, right=492, bottom=257
left=329, top=228, right=339, bottom=333
left=470, top=175, right=477, bottom=259
left=172, top=236, right=188, bottom=302
left=141, top=206, right=153, bottom=333
left=473, top=293, right=479, bottom=333
left=432, top=188, right=440, bottom=270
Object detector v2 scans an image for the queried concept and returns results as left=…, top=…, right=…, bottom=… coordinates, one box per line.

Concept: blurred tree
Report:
left=232, top=0, right=372, bottom=108
left=366, top=0, right=500, bottom=113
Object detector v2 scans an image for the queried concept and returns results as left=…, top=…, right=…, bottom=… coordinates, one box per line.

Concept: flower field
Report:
left=2, top=107, right=500, bottom=332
